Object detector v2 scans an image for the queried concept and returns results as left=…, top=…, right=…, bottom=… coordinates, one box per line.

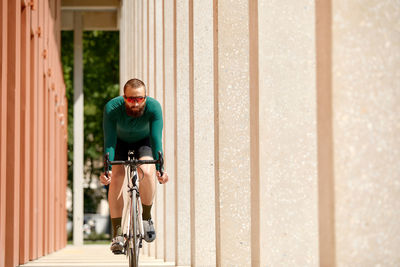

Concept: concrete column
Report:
left=136, top=0, right=142, bottom=79
left=163, top=0, right=175, bottom=263
left=140, top=0, right=150, bottom=256
left=43, top=1, right=50, bottom=254
left=30, top=3, right=39, bottom=259
left=63, top=97, right=69, bottom=248
left=331, top=1, right=400, bottom=265
left=44, top=35, right=49, bottom=258
left=73, top=11, right=84, bottom=246
left=248, top=2, right=260, bottom=266
left=175, top=0, right=191, bottom=265
left=148, top=0, right=155, bottom=98
left=145, top=0, right=156, bottom=257
left=316, top=1, right=335, bottom=266
left=154, top=0, right=164, bottom=259
left=128, top=0, right=134, bottom=79
left=49, top=86, right=55, bottom=254
left=216, top=0, right=252, bottom=265
left=258, top=0, right=319, bottom=266
left=134, top=0, right=138, bottom=78
left=5, top=0, right=21, bottom=266
left=0, top=1, right=7, bottom=266
left=20, top=2, right=31, bottom=263
left=191, top=0, right=216, bottom=266
left=119, top=0, right=126, bottom=93
left=37, top=0, right=45, bottom=256
left=54, top=95, right=59, bottom=252
left=147, top=0, right=156, bottom=257
left=142, top=0, right=148, bottom=87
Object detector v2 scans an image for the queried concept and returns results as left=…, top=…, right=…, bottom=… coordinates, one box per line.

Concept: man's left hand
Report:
left=156, top=171, right=169, bottom=184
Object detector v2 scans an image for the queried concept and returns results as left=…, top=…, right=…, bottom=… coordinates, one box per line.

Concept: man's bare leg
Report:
left=108, top=164, right=124, bottom=238
left=138, top=156, right=156, bottom=216
left=138, top=156, right=156, bottom=242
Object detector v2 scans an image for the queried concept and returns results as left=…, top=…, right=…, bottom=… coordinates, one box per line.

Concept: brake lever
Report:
left=104, top=153, right=110, bottom=178
left=158, top=151, right=164, bottom=184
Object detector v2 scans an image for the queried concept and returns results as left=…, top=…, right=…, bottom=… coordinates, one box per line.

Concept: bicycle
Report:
left=104, top=150, right=164, bottom=267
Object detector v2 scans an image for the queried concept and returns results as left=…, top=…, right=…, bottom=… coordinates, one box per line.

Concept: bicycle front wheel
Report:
left=128, top=192, right=140, bottom=267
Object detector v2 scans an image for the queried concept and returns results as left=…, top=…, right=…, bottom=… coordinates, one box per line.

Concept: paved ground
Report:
left=19, top=245, right=175, bottom=267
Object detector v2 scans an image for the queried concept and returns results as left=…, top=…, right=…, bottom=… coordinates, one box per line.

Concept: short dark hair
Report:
left=124, top=78, right=146, bottom=94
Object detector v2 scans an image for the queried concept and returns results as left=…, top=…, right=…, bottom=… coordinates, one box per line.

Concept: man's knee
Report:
left=140, top=166, right=155, bottom=179
left=139, top=156, right=155, bottom=179
left=111, top=166, right=125, bottom=182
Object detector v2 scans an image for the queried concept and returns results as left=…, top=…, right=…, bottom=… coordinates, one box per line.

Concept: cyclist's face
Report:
left=124, top=86, right=146, bottom=118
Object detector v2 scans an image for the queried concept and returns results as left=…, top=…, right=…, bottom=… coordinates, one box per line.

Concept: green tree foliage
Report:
left=61, top=31, right=119, bottom=213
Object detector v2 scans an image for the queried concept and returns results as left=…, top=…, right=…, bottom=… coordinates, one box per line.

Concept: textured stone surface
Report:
left=147, top=0, right=155, bottom=98
left=147, top=0, right=155, bottom=257
left=218, top=0, right=251, bottom=265
left=332, top=1, right=400, bottom=265
left=193, top=0, right=216, bottom=266
left=154, top=0, right=164, bottom=259
left=258, top=1, right=319, bottom=266
left=163, top=0, right=176, bottom=262
left=117, top=0, right=400, bottom=266
left=176, top=0, right=191, bottom=265
left=141, top=0, right=150, bottom=257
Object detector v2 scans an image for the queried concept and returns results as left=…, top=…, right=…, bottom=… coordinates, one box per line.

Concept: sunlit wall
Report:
left=0, top=1, right=68, bottom=267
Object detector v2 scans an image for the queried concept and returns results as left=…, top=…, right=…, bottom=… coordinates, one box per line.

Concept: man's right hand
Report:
left=100, top=171, right=112, bottom=185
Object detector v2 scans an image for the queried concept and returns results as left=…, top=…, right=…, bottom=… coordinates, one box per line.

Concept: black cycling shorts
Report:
left=114, top=137, right=153, bottom=160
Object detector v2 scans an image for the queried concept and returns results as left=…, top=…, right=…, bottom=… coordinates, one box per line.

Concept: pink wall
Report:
left=0, top=1, right=68, bottom=267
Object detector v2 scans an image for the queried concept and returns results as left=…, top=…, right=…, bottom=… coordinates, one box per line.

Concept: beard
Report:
left=125, top=104, right=145, bottom=118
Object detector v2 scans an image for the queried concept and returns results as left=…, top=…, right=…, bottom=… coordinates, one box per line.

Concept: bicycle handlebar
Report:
left=104, top=151, right=164, bottom=182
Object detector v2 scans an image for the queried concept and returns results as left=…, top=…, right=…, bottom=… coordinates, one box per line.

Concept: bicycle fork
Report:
left=127, top=186, right=143, bottom=249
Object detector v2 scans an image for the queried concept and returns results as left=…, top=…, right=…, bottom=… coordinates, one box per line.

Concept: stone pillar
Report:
left=140, top=0, right=150, bottom=256
left=119, top=1, right=125, bottom=92
left=0, top=1, right=7, bottom=266
left=154, top=0, right=164, bottom=259
left=331, top=1, right=400, bottom=265
left=137, top=0, right=142, bottom=79
left=316, top=0, right=335, bottom=265
left=129, top=0, right=135, bottom=78
left=5, top=0, right=21, bottom=266
left=147, top=0, right=155, bottom=98
left=134, top=0, right=138, bottom=78
left=20, top=2, right=32, bottom=262
left=142, top=0, right=148, bottom=88
left=249, top=1, right=260, bottom=265
left=176, top=0, right=191, bottom=265
left=216, top=0, right=252, bottom=265
left=119, top=0, right=136, bottom=93
left=30, top=1, right=40, bottom=259
left=37, top=0, right=45, bottom=256
left=147, top=0, right=156, bottom=256
left=43, top=2, right=50, bottom=253
left=164, top=0, right=176, bottom=262
left=73, top=11, right=84, bottom=246
left=192, top=0, right=216, bottom=266
left=258, top=0, right=319, bottom=266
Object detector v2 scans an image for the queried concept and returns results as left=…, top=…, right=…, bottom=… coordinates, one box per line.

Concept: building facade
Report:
left=118, top=0, right=400, bottom=266
left=0, top=1, right=68, bottom=267
left=1, top=0, right=399, bottom=266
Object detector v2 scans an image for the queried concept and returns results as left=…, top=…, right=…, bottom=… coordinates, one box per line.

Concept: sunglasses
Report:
left=124, top=95, right=146, bottom=104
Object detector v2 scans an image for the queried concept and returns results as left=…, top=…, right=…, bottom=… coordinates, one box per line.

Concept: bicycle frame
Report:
left=125, top=161, right=144, bottom=253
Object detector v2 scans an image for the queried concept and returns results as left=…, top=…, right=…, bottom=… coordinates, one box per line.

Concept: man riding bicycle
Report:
left=100, top=78, right=169, bottom=254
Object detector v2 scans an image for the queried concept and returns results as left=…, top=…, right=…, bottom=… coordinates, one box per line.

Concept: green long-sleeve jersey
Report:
left=103, top=96, right=163, bottom=169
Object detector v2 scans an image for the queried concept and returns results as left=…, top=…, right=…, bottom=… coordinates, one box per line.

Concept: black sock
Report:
left=142, top=204, right=152, bottom=220
left=111, top=217, right=122, bottom=238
